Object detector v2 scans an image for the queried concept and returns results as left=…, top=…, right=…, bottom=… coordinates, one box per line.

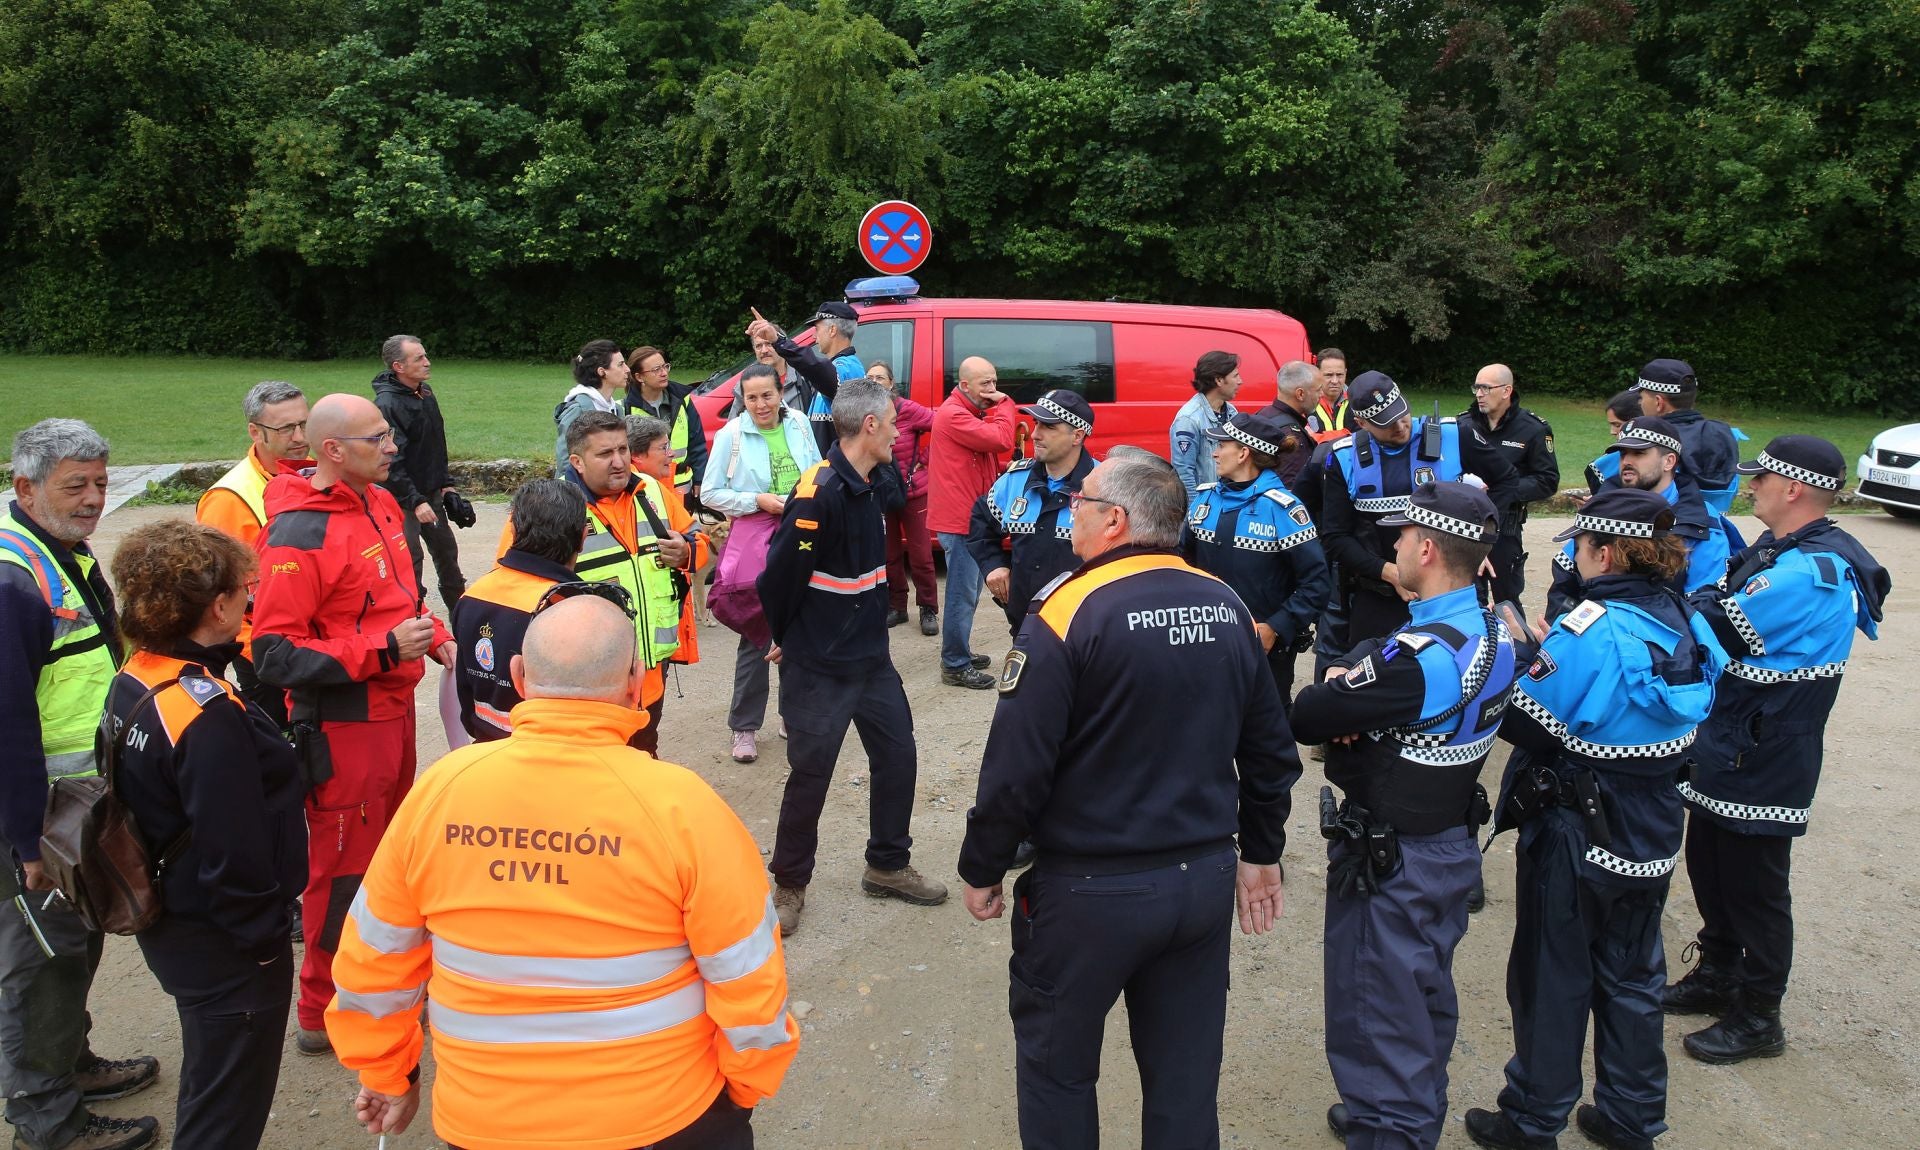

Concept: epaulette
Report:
left=178, top=674, right=227, bottom=708
left=1562, top=600, right=1608, bottom=635
left=1007, top=457, right=1036, bottom=472
left=1196, top=482, right=1218, bottom=493
left=1029, top=569, right=1074, bottom=611
left=1260, top=487, right=1298, bottom=506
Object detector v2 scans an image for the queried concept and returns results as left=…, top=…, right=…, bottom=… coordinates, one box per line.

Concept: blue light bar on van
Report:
left=845, top=275, right=922, bottom=302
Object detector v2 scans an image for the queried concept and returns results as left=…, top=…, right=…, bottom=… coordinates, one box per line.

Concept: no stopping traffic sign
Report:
left=858, top=201, right=933, bottom=275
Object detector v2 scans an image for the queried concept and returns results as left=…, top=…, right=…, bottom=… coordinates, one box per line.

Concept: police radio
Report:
left=1418, top=401, right=1443, bottom=461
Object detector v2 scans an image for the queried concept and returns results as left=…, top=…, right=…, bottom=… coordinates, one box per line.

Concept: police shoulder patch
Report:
left=1562, top=600, right=1608, bottom=635
left=998, top=650, right=1027, bottom=695
left=1742, top=573, right=1771, bottom=596
left=1290, top=505, right=1312, bottom=526
left=1526, top=650, right=1558, bottom=681
left=1339, top=656, right=1378, bottom=689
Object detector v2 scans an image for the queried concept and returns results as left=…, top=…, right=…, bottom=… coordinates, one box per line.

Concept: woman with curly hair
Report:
left=107, top=521, right=305, bottom=1150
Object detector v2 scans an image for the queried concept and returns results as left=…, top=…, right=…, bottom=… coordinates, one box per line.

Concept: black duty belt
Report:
left=1499, top=764, right=1612, bottom=847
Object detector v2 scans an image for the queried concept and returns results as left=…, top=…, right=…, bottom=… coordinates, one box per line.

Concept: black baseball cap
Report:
left=1204, top=411, right=1292, bottom=456
left=807, top=301, right=859, bottom=324
left=1552, top=487, right=1675, bottom=542
left=1735, top=434, right=1845, bottom=491
left=1608, top=416, right=1685, bottom=455
left=1379, top=481, right=1499, bottom=542
left=1634, top=358, right=1695, bottom=395
left=1348, top=371, right=1410, bottom=427
left=1021, top=390, right=1094, bottom=432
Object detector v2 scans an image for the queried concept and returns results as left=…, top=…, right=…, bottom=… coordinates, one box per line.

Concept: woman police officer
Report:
left=107, top=521, right=306, bottom=1150
left=1182, top=410, right=1330, bottom=708
left=1465, top=487, right=1726, bottom=1150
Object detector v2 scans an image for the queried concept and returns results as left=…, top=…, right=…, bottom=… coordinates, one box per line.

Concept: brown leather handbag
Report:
left=37, top=679, right=189, bottom=935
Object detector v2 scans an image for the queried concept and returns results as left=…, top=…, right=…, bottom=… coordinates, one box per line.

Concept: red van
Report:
left=691, top=278, right=1313, bottom=456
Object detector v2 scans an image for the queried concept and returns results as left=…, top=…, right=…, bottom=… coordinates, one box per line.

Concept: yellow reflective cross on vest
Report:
left=571, top=476, right=682, bottom=667
left=0, top=508, right=118, bottom=779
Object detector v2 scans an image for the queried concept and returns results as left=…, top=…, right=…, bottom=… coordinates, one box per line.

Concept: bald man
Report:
left=252, top=391, right=454, bottom=1057
left=1460, top=363, right=1559, bottom=607
left=325, top=594, right=798, bottom=1150
left=928, top=356, right=1017, bottom=687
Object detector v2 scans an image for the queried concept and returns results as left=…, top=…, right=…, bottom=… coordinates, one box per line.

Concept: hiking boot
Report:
left=295, top=1027, right=332, bottom=1057
left=773, top=885, right=805, bottom=936
left=1464, top=1107, right=1558, bottom=1149
left=969, top=652, right=992, bottom=669
left=1466, top=875, right=1487, bottom=913
left=731, top=730, right=758, bottom=763
left=1325, top=1103, right=1349, bottom=1139
left=861, top=865, right=948, bottom=906
left=886, top=609, right=909, bottom=628
left=920, top=609, right=939, bottom=636
left=75, top=1055, right=159, bottom=1102
left=1683, top=996, right=1786, bottom=1064
left=13, top=1113, right=159, bottom=1150
left=1662, top=949, right=1739, bottom=1016
left=942, top=666, right=995, bottom=690
left=1575, top=1104, right=1654, bottom=1150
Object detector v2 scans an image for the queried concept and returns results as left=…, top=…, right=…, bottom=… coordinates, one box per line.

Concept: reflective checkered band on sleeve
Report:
left=1405, top=502, right=1491, bottom=542
left=1573, top=514, right=1655, bottom=539
left=1223, top=421, right=1283, bottom=456
left=1677, top=781, right=1810, bottom=825
left=1190, top=526, right=1217, bottom=545
left=1724, top=658, right=1846, bottom=684
left=1584, top=845, right=1680, bottom=879
left=1553, top=550, right=1574, bottom=572
left=1719, top=598, right=1765, bottom=655
left=1755, top=451, right=1843, bottom=491
left=1353, top=385, right=1404, bottom=422
left=1511, top=690, right=1697, bottom=760
left=1033, top=397, right=1091, bottom=432
left=1354, top=494, right=1413, bottom=515
left=1635, top=375, right=1683, bottom=395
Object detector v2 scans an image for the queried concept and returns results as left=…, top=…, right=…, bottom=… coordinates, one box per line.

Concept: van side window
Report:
left=944, top=320, right=1115, bottom=404
left=853, top=320, right=914, bottom=393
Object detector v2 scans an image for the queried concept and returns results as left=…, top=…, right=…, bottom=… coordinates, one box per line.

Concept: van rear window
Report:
left=944, top=320, right=1115, bottom=404
left=854, top=320, right=914, bottom=392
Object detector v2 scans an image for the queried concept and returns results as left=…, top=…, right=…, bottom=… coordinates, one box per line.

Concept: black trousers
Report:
left=772, top=663, right=917, bottom=887
left=1684, top=817, right=1795, bottom=999
left=1487, top=533, right=1528, bottom=608
left=1498, top=810, right=1668, bottom=1143
left=1009, top=848, right=1236, bottom=1150
left=400, top=491, right=466, bottom=607
left=450, top=1085, right=751, bottom=1149
left=630, top=695, right=667, bottom=756
left=1266, top=642, right=1298, bottom=717
left=173, top=953, right=293, bottom=1149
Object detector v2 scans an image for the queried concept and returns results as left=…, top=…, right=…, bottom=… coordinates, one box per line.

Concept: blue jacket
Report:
left=966, top=449, right=1096, bottom=630
left=771, top=335, right=865, bottom=457
left=1169, top=394, right=1236, bottom=500
left=1664, top=409, right=1742, bottom=507
left=1682, top=519, right=1888, bottom=837
left=1293, top=584, right=1521, bottom=835
left=1549, top=474, right=1731, bottom=617
left=1499, top=575, right=1725, bottom=885
left=1182, top=472, right=1329, bottom=648
left=700, top=409, right=824, bottom=516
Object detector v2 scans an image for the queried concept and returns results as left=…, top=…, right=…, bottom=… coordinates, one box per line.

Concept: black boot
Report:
left=1683, top=994, right=1786, bottom=1064
left=1325, top=1103, right=1349, bottom=1139
left=1464, top=1107, right=1558, bottom=1149
left=1575, top=1104, right=1653, bottom=1150
left=1466, top=875, right=1486, bottom=913
left=1661, top=948, right=1739, bottom=1015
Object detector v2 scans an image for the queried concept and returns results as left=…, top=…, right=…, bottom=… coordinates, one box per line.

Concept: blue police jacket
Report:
left=956, top=545, right=1300, bottom=887
left=1549, top=474, right=1732, bottom=617
left=1318, top=419, right=1518, bottom=590
left=966, top=450, right=1096, bottom=628
left=771, top=333, right=865, bottom=457
left=1664, top=409, right=1743, bottom=511
left=1293, top=583, right=1521, bottom=835
left=1682, top=519, right=1889, bottom=838
left=1499, top=575, right=1726, bottom=886
left=1182, top=472, right=1330, bottom=649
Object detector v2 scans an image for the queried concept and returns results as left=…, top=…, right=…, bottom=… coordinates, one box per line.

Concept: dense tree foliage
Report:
left=1, top=0, right=1914, bottom=407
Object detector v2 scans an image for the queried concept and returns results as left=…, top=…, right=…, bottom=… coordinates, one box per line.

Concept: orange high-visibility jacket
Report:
left=324, top=697, right=798, bottom=1150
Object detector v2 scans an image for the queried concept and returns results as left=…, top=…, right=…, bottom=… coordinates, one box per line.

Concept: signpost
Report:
left=857, top=200, right=933, bottom=275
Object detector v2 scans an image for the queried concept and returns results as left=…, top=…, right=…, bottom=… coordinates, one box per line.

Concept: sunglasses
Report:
left=534, top=580, right=637, bottom=621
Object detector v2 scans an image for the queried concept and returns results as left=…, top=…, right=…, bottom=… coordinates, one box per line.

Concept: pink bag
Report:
left=710, top=511, right=780, bottom=649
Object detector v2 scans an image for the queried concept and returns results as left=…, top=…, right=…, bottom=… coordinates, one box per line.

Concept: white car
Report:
left=1858, top=424, right=1920, bottom=518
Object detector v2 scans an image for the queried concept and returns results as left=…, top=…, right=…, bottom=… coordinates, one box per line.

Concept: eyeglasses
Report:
left=535, top=580, right=637, bottom=621
left=332, top=430, right=396, bottom=446
left=645, top=362, right=672, bottom=375
left=1068, top=491, right=1123, bottom=512
left=250, top=420, right=308, bottom=436
left=1469, top=383, right=1510, bottom=394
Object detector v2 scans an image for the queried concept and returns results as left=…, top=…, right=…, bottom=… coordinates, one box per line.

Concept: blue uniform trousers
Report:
left=1008, top=847, right=1236, bottom=1150
left=1328, top=833, right=1474, bottom=1144
left=1324, top=828, right=1479, bottom=1150
left=1498, top=809, right=1669, bottom=1143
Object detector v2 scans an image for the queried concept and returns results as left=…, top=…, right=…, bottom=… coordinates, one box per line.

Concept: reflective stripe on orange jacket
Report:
left=324, top=697, right=797, bottom=1150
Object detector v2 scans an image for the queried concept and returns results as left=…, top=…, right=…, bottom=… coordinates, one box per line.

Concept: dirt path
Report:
left=73, top=503, right=1920, bottom=1148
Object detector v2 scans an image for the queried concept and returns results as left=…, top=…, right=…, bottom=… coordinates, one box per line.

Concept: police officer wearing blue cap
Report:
left=1184, top=411, right=1331, bottom=708
left=1547, top=416, right=1733, bottom=620
left=747, top=300, right=866, bottom=456
left=1664, top=435, right=1889, bottom=1065
left=967, top=390, right=1097, bottom=634
left=1464, top=487, right=1726, bottom=1150
left=1319, top=372, right=1519, bottom=644
left=1633, top=358, right=1744, bottom=515
left=1292, top=481, right=1522, bottom=1150
left=959, top=448, right=1299, bottom=1149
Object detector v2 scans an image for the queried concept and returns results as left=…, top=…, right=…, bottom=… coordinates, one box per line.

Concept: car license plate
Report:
left=1868, top=467, right=1915, bottom=489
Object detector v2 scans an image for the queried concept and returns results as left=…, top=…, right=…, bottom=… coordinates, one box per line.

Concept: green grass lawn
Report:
left=0, top=355, right=1894, bottom=477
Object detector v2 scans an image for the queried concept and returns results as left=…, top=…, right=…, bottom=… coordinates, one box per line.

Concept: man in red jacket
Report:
left=251, top=393, right=453, bottom=1058
left=927, top=356, right=1015, bottom=688
left=884, top=392, right=938, bottom=634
